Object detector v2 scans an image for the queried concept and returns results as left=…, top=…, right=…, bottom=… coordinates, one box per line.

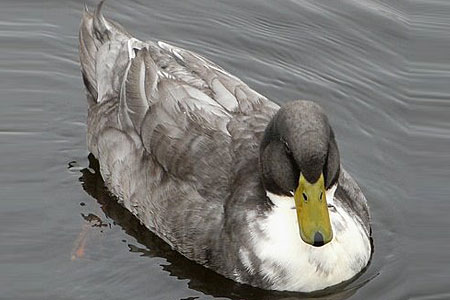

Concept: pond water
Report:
left=1, top=0, right=449, bottom=299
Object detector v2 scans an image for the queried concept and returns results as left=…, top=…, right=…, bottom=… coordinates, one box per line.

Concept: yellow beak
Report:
left=294, top=173, right=333, bottom=246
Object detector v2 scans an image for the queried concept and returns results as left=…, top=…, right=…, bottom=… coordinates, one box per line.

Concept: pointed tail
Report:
left=79, top=1, right=131, bottom=105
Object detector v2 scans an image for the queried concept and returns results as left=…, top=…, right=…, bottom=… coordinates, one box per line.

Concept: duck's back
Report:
left=79, top=3, right=278, bottom=267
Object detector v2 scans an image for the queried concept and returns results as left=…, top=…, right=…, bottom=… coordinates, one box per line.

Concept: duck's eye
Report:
left=302, top=192, right=308, bottom=202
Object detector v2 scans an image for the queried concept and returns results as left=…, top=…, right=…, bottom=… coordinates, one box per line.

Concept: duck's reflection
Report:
left=78, top=153, right=368, bottom=300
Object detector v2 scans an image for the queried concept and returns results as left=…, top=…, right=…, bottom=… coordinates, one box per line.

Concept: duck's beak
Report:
left=294, top=173, right=333, bottom=247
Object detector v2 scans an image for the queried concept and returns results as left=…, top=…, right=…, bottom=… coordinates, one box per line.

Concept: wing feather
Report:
left=123, top=48, right=157, bottom=130
left=140, top=99, right=233, bottom=200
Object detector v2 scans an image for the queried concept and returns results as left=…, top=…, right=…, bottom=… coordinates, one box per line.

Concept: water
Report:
left=1, top=0, right=449, bottom=299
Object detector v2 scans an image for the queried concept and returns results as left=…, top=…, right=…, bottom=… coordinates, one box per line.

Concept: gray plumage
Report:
left=79, top=2, right=371, bottom=291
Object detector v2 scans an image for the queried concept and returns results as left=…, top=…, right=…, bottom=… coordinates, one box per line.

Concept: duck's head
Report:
left=260, top=100, right=340, bottom=247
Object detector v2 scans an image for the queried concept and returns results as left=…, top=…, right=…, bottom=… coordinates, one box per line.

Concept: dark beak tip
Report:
left=313, top=232, right=325, bottom=247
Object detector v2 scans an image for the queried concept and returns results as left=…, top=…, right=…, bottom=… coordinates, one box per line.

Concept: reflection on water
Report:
left=78, top=154, right=372, bottom=300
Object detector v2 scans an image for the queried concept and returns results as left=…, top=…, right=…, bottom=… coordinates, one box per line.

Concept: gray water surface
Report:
left=1, top=1, right=449, bottom=299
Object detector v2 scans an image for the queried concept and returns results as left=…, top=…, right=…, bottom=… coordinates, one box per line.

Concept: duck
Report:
left=79, top=2, right=372, bottom=293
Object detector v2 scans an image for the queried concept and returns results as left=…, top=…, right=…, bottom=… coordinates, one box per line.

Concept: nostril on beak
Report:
left=313, top=232, right=324, bottom=247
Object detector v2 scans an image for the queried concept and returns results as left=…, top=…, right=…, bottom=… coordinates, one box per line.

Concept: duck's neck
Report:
left=243, top=184, right=371, bottom=292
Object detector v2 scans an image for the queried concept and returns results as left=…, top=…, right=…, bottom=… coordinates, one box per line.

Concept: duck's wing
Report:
left=133, top=38, right=282, bottom=198
left=152, top=41, right=279, bottom=114
left=137, top=71, right=235, bottom=200
left=79, top=1, right=278, bottom=112
left=80, top=2, right=278, bottom=199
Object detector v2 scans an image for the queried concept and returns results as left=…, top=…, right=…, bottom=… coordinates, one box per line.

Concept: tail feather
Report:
left=79, top=1, right=132, bottom=105
left=92, top=0, right=111, bottom=44
left=79, top=8, right=97, bottom=104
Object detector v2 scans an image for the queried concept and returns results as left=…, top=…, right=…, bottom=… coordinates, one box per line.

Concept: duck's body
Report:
left=79, top=3, right=371, bottom=292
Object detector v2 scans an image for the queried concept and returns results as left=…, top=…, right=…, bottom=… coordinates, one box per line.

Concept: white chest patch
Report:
left=246, top=186, right=371, bottom=292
